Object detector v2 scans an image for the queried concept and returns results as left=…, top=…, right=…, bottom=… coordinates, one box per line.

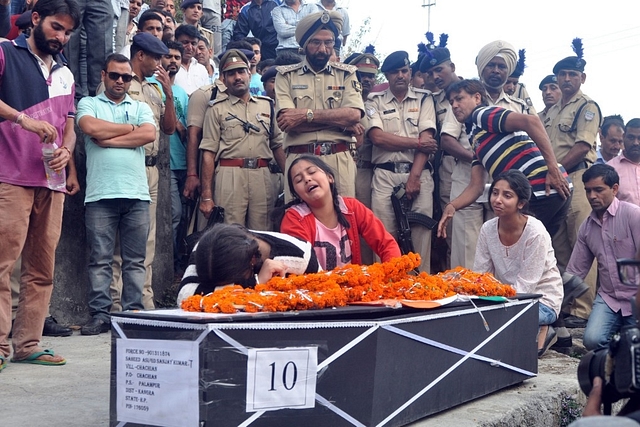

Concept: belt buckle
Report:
left=395, top=163, right=411, bottom=174
left=243, top=158, right=258, bottom=169
left=314, top=142, right=331, bottom=156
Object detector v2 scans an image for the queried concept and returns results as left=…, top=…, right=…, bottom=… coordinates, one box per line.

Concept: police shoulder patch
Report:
left=352, top=80, right=362, bottom=92
left=331, top=61, right=357, bottom=73
left=276, top=63, right=304, bottom=74
left=584, top=110, right=595, bottom=121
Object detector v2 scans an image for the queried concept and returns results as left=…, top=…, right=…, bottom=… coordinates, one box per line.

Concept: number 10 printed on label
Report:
left=246, top=347, right=318, bottom=412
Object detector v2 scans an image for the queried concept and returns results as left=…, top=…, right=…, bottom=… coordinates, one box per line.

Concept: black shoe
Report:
left=551, top=335, right=572, bottom=349
left=81, top=318, right=111, bottom=336
left=43, top=316, right=73, bottom=337
left=561, top=273, right=590, bottom=309
left=564, top=315, right=588, bottom=328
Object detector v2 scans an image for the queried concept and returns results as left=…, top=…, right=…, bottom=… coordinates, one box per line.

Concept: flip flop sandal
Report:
left=11, top=349, right=66, bottom=366
left=0, top=355, right=6, bottom=372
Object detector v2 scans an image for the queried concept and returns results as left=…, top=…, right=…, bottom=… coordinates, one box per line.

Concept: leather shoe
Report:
left=551, top=335, right=572, bottom=349
left=561, top=273, right=590, bottom=309
left=81, top=318, right=111, bottom=336
left=564, top=315, right=588, bottom=329
left=43, top=316, right=73, bottom=337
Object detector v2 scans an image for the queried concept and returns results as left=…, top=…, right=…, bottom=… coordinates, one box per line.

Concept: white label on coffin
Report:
left=116, top=338, right=199, bottom=427
left=246, top=347, right=318, bottom=412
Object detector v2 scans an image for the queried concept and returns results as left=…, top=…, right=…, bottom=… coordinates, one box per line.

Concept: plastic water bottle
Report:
left=42, top=142, right=66, bottom=191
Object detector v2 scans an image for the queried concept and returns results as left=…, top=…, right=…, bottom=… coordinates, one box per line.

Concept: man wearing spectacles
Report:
left=607, top=119, right=640, bottom=207
left=275, top=10, right=364, bottom=202
left=76, top=52, right=158, bottom=336
left=565, top=164, right=640, bottom=350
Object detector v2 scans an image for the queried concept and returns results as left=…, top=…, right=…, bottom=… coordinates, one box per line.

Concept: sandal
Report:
left=538, top=326, right=557, bottom=357
left=11, top=349, right=66, bottom=366
left=0, top=355, right=6, bottom=372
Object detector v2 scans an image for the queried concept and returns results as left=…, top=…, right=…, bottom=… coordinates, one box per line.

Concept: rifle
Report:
left=390, top=183, right=438, bottom=256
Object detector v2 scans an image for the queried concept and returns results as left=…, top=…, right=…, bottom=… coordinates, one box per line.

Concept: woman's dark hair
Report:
left=286, top=155, right=350, bottom=229
left=445, top=78, right=488, bottom=106
left=195, top=224, right=262, bottom=289
left=33, top=0, right=81, bottom=29
left=582, top=164, right=619, bottom=188
left=488, top=169, right=532, bottom=213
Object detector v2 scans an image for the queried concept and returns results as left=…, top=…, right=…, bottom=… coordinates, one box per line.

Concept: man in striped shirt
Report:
left=438, top=79, right=572, bottom=240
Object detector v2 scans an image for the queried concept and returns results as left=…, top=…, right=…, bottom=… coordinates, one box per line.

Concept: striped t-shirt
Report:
left=469, top=106, right=569, bottom=197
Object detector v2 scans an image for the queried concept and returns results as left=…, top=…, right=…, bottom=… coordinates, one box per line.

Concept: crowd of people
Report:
left=1, top=2, right=639, bottom=406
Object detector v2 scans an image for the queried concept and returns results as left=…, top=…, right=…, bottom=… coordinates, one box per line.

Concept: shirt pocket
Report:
left=221, top=120, right=246, bottom=141
left=557, top=117, right=575, bottom=134
left=292, top=87, right=314, bottom=109
left=381, top=112, right=401, bottom=134
left=611, top=227, right=635, bottom=260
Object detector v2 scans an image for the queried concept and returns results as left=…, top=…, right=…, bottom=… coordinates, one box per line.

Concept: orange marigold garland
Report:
left=180, top=254, right=516, bottom=313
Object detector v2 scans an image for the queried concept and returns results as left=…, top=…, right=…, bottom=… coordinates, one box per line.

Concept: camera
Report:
left=578, top=324, right=640, bottom=405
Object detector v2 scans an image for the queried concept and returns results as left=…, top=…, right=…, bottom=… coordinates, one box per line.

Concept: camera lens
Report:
left=578, top=348, right=608, bottom=396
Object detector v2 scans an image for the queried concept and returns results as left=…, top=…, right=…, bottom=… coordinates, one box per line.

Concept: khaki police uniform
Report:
left=104, top=73, right=165, bottom=311
left=275, top=59, right=365, bottom=201
left=546, top=89, right=602, bottom=319
left=433, top=89, right=454, bottom=266
left=200, top=93, right=283, bottom=230
left=366, top=86, right=436, bottom=273
left=444, top=89, right=525, bottom=269
left=514, top=82, right=537, bottom=115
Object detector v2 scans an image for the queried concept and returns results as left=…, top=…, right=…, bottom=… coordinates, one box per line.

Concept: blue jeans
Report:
left=539, top=302, right=557, bottom=326
left=583, top=294, right=636, bottom=350
left=85, top=199, right=149, bottom=322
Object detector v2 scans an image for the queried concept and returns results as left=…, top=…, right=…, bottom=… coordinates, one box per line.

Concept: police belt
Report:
left=566, top=161, right=589, bottom=175
left=218, top=158, right=270, bottom=169
left=286, top=141, right=349, bottom=156
left=374, top=161, right=432, bottom=174
left=145, top=156, right=157, bottom=167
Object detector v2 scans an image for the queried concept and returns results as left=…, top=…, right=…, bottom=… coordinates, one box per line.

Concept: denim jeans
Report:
left=539, top=302, right=557, bottom=326
left=583, top=294, right=637, bottom=350
left=85, top=199, right=149, bottom=322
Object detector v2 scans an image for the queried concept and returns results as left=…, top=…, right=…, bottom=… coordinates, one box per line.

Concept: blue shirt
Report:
left=76, top=93, right=156, bottom=204
left=250, top=72, right=265, bottom=96
left=169, top=84, right=189, bottom=170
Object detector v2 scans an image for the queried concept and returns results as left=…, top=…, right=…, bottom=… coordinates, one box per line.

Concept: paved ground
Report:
left=1, top=329, right=588, bottom=427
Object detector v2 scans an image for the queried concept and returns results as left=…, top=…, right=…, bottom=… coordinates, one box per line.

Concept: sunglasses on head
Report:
left=106, top=72, right=133, bottom=83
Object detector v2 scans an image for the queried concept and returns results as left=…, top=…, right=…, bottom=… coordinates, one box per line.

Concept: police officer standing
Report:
left=199, top=49, right=285, bottom=230
left=547, top=39, right=602, bottom=328
left=538, top=75, right=561, bottom=125
left=275, top=10, right=364, bottom=201
left=366, top=51, right=437, bottom=273
left=503, top=48, right=536, bottom=114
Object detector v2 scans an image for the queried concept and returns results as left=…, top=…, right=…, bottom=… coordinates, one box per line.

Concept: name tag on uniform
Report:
left=327, top=86, right=345, bottom=90
left=260, top=112, right=271, bottom=118
left=383, top=109, right=396, bottom=115
left=408, top=108, right=419, bottom=113
left=437, top=108, right=447, bottom=115
left=129, top=90, right=140, bottom=95
left=292, top=85, right=308, bottom=90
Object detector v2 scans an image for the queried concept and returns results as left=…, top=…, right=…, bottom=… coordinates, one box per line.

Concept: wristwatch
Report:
left=306, top=109, right=314, bottom=123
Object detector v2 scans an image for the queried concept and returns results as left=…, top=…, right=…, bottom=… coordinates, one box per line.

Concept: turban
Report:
left=295, top=11, right=343, bottom=49
left=475, top=40, right=517, bottom=78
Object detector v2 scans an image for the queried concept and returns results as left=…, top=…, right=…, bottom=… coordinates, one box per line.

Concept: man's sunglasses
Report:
left=106, top=72, right=133, bottom=83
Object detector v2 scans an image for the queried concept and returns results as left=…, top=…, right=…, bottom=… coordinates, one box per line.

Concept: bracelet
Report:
left=14, top=113, right=25, bottom=125
left=61, top=146, right=71, bottom=156
left=201, top=198, right=212, bottom=202
left=187, top=174, right=198, bottom=178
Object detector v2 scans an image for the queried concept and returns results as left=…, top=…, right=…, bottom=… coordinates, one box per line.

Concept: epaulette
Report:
left=276, top=63, right=304, bottom=74
left=329, top=61, right=357, bottom=73
left=507, top=94, right=528, bottom=107
left=200, top=27, right=214, bottom=35
left=255, top=95, right=275, bottom=104
left=210, top=97, right=228, bottom=107
left=413, top=87, right=432, bottom=96
left=368, top=91, right=386, bottom=98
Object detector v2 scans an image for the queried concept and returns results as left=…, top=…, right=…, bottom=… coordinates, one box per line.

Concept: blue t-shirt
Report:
left=249, top=72, right=265, bottom=96
left=169, top=84, right=190, bottom=170
left=76, top=93, right=156, bottom=204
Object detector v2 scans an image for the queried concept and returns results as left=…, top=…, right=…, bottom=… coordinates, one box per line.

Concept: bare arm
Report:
left=154, top=66, right=177, bottom=135
left=0, top=99, right=58, bottom=142
left=503, top=112, right=571, bottom=199
left=199, top=150, right=216, bottom=219
left=93, top=123, right=156, bottom=148
left=441, top=133, right=473, bottom=162
left=559, top=142, right=591, bottom=171
left=47, top=117, right=76, bottom=173
left=273, top=146, right=286, bottom=174
left=368, top=127, right=420, bottom=152
left=277, top=107, right=360, bottom=133
left=437, top=164, right=487, bottom=238
left=184, top=125, right=202, bottom=199
left=77, top=115, right=135, bottom=140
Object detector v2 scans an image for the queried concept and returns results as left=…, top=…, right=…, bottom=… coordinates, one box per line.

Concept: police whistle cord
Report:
left=226, top=113, right=261, bottom=133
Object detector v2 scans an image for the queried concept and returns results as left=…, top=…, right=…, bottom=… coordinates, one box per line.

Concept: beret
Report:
left=380, top=51, right=410, bottom=73
left=538, top=75, right=558, bottom=91
left=419, top=47, right=450, bottom=73
left=181, top=0, right=203, bottom=9
left=132, top=32, right=169, bottom=56
left=261, top=65, right=277, bottom=83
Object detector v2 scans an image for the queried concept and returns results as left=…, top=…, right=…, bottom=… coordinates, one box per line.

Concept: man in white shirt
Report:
left=174, top=24, right=209, bottom=95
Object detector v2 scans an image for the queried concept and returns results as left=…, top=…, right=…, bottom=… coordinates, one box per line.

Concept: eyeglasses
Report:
left=307, top=39, right=335, bottom=49
left=106, top=72, right=133, bottom=83
left=617, top=258, right=640, bottom=286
